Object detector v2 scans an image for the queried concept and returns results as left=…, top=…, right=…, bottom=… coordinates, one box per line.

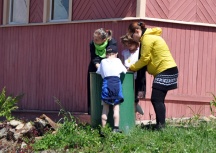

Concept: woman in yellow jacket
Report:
left=128, top=22, right=178, bottom=130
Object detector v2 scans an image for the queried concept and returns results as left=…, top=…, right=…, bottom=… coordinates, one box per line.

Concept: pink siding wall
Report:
left=143, top=22, right=216, bottom=103
left=0, top=20, right=215, bottom=120
left=146, top=0, right=216, bottom=24
left=138, top=99, right=212, bottom=120
left=0, top=0, right=3, bottom=25
left=72, top=0, right=136, bottom=20
left=29, top=0, right=44, bottom=23
left=0, top=21, right=132, bottom=112
left=0, top=1, right=216, bottom=120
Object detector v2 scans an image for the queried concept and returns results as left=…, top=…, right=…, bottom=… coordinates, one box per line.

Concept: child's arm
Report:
left=96, top=61, right=102, bottom=75
left=118, top=59, right=127, bottom=74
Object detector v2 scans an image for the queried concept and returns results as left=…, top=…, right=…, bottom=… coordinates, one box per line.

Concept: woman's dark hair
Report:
left=94, top=28, right=112, bottom=40
left=128, top=22, right=146, bottom=33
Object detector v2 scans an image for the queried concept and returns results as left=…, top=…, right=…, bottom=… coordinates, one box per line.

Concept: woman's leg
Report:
left=113, top=104, right=120, bottom=128
left=151, top=88, right=167, bottom=127
left=101, top=102, right=109, bottom=127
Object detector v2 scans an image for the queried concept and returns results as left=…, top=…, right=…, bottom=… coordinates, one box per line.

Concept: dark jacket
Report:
left=135, top=44, right=147, bottom=101
left=88, top=39, right=117, bottom=72
left=87, top=38, right=117, bottom=114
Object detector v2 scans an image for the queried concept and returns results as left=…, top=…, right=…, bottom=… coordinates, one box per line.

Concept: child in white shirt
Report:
left=121, top=41, right=139, bottom=79
left=96, top=45, right=127, bottom=133
left=121, top=35, right=145, bottom=115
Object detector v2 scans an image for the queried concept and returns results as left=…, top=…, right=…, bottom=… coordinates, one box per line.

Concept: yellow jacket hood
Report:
left=144, top=27, right=162, bottom=36
left=129, top=27, right=177, bottom=76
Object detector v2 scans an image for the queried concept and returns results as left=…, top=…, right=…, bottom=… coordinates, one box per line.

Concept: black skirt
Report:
left=152, top=67, right=178, bottom=91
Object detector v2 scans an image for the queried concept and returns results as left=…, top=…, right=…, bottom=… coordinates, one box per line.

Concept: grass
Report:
left=32, top=95, right=216, bottom=152
left=32, top=116, right=216, bottom=153
left=1, top=92, right=215, bottom=152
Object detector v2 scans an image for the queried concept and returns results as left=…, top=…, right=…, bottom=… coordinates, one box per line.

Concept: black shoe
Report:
left=154, top=124, right=165, bottom=131
left=99, top=131, right=105, bottom=137
left=141, top=123, right=157, bottom=130
left=99, top=129, right=105, bottom=137
left=141, top=123, right=165, bottom=131
left=112, top=128, right=122, bottom=133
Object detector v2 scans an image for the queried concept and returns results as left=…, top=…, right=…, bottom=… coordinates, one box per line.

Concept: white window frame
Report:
left=3, top=0, right=30, bottom=25
left=43, top=0, right=72, bottom=23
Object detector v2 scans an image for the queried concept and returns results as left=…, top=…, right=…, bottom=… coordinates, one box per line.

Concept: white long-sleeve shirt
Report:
left=121, top=48, right=139, bottom=79
left=96, top=58, right=127, bottom=79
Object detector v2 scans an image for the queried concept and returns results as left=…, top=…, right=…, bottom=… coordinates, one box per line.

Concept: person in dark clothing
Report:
left=87, top=28, right=117, bottom=114
left=120, top=35, right=146, bottom=115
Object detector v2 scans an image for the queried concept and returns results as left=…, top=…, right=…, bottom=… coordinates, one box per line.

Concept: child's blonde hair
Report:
left=120, top=34, right=139, bottom=46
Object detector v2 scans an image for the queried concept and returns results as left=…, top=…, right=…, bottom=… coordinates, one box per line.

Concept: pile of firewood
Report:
left=0, top=114, right=59, bottom=152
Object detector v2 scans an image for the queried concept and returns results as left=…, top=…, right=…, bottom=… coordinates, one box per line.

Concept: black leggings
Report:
left=151, top=88, right=167, bottom=125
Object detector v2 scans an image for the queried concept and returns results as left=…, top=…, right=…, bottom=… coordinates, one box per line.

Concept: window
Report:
left=51, top=0, right=69, bottom=20
left=3, top=0, right=72, bottom=25
left=43, top=0, right=72, bottom=22
left=9, top=0, right=29, bottom=24
left=3, top=0, right=30, bottom=25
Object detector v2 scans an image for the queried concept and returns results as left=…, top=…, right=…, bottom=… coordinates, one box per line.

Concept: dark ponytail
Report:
left=128, top=22, right=146, bottom=33
left=93, top=28, right=113, bottom=40
left=106, top=29, right=113, bottom=40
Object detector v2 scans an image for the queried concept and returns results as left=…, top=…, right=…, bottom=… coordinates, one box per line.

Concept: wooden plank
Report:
left=206, top=28, right=213, bottom=96
left=210, top=31, right=216, bottom=94
left=201, top=27, right=209, bottom=96
left=174, top=24, right=183, bottom=94
left=197, top=27, right=204, bottom=96
left=192, top=27, right=200, bottom=95
left=179, top=25, right=186, bottom=95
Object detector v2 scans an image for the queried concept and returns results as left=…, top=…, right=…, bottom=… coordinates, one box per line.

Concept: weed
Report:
left=0, top=87, right=23, bottom=121
left=187, top=105, right=204, bottom=126
left=210, top=93, right=216, bottom=115
left=33, top=98, right=102, bottom=152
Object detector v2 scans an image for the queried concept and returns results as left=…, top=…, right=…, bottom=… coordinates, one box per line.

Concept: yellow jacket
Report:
left=129, top=27, right=177, bottom=76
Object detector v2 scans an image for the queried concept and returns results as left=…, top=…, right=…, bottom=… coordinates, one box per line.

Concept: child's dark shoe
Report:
left=99, top=129, right=105, bottom=137
left=112, top=128, right=122, bottom=133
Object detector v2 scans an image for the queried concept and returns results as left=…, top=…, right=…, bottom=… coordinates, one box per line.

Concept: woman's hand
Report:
left=137, top=91, right=145, bottom=99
